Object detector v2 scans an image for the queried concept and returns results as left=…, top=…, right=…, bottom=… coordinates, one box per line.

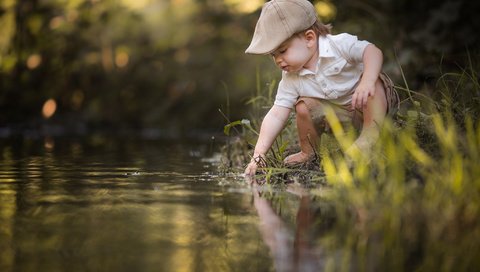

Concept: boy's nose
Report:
left=274, top=55, right=282, bottom=65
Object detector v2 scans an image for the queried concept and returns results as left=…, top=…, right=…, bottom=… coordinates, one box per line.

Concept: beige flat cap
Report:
left=245, top=0, right=318, bottom=55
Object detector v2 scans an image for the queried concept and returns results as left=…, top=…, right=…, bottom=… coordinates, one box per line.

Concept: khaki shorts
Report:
left=296, top=73, right=399, bottom=133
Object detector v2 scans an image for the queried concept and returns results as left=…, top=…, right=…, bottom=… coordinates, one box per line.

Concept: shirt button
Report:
left=322, top=83, right=327, bottom=88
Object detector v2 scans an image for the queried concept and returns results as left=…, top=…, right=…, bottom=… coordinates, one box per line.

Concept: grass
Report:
left=220, top=53, right=480, bottom=270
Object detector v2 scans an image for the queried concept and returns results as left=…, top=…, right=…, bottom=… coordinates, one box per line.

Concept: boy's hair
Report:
left=295, top=20, right=332, bottom=38
left=309, top=20, right=332, bottom=36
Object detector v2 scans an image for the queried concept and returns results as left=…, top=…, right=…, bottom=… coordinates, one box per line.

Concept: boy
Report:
left=244, top=0, right=398, bottom=177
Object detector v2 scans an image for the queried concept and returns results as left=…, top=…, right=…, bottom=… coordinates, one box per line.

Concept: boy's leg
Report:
left=349, top=79, right=387, bottom=155
left=284, top=101, right=319, bottom=165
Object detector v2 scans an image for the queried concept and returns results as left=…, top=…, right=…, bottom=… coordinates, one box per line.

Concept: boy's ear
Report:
left=304, top=30, right=317, bottom=46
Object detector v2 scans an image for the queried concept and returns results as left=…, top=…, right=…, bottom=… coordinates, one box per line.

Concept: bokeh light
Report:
left=26, top=54, right=42, bottom=69
left=49, top=16, right=64, bottom=29
left=44, top=136, right=55, bottom=151
left=120, top=0, right=150, bottom=10
left=42, top=99, right=57, bottom=119
left=224, top=0, right=264, bottom=14
left=315, top=1, right=337, bottom=22
left=115, top=51, right=129, bottom=68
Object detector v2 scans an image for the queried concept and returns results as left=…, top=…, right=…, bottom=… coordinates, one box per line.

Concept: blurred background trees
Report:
left=0, top=0, right=478, bottom=137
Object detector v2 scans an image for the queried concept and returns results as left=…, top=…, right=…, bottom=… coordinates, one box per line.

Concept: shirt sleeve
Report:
left=273, top=73, right=299, bottom=109
left=333, top=33, right=371, bottom=64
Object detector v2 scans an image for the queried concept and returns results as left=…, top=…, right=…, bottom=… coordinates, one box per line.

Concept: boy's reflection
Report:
left=253, top=184, right=330, bottom=272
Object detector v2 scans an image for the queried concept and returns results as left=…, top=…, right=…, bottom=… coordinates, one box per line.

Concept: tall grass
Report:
left=318, top=111, right=480, bottom=270
left=221, top=55, right=480, bottom=269
left=317, top=56, right=480, bottom=270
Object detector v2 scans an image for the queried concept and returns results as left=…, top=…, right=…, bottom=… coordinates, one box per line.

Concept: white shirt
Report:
left=274, top=33, right=371, bottom=109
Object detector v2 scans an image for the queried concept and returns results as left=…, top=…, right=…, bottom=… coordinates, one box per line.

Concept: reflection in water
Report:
left=253, top=184, right=333, bottom=272
left=0, top=139, right=274, bottom=271
left=0, top=139, right=342, bottom=271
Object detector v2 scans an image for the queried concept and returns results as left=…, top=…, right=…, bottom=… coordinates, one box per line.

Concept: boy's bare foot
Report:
left=283, top=151, right=315, bottom=165
left=345, top=137, right=376, bottom=166
left=353, top=136, right=376, bottom=154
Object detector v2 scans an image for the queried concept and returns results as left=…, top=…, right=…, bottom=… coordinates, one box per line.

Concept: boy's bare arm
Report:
left=245, top=105, right=291, bottom=176
left=351, top=44, right=383, bottom=109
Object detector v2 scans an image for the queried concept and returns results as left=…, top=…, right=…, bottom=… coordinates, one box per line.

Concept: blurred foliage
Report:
left=331, top=0, right=480, bottom=91
left=0, top=0, right=478, bottom=136
left=314, top=100, right=480, bottom=271
left=0, top=0, right=273, bottom=134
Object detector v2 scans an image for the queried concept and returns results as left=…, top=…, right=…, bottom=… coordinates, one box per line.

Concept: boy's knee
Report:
left=295, top=101, right=310, bottom=118
left=375, top=79, right=386, bottom=95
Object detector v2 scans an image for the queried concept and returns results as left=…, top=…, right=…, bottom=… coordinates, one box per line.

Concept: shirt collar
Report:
left=297, top=69, right=315, bottom=76
left=318, top=35, right=336, bottom=58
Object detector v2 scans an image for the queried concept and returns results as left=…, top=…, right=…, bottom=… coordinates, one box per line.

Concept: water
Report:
left=0, top=138, right=327, bottom=271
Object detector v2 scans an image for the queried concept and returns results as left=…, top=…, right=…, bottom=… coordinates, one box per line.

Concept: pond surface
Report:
left=0, top=138, right=328, bottom=272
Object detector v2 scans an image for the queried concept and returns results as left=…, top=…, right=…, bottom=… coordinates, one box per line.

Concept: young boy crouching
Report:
left=244, top=0, right=399, bottom=178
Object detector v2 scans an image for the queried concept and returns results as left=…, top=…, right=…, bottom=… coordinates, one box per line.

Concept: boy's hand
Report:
left=244, top=162, right=258, bottom=184
left=352, top=80, right=376, bottom=109
left=244, top=154, right=266, bottom=183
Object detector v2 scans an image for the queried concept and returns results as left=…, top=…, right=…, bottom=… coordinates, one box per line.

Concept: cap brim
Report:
left=245, top=33, right=289, bottom=55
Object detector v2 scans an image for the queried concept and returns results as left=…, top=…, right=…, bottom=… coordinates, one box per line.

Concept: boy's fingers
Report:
left=356, top=94, right=363, bottom=109
left=352, top=86, right=376, bottom=109
left=359, top=90, right=371, bottom=108
left=244, top=163, right=257, bottom=176
left=351, top=92, right=358, bottom=109
left=362, top=92, right=369, bottom=108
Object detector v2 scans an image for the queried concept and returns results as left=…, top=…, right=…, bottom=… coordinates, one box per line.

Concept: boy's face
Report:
left=270, top=31, right=318, bottom=73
